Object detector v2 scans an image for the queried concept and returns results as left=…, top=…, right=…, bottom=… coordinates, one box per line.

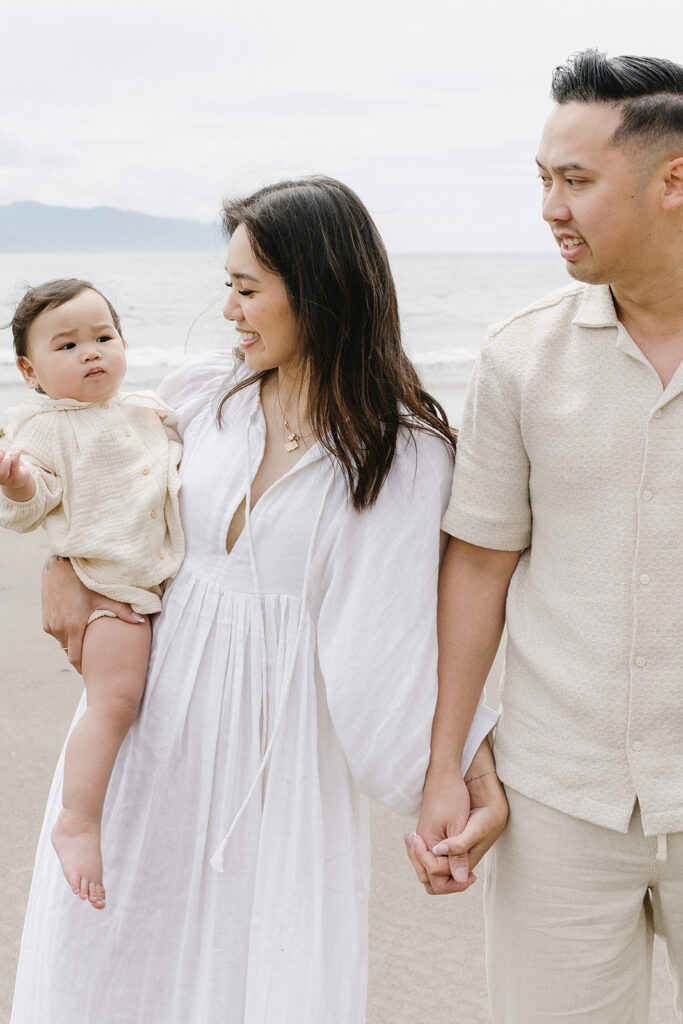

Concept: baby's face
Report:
left=18, top=289, right=127, bottom=402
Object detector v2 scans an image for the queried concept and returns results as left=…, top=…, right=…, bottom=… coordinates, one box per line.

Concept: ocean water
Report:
left=0, top=251, right=568, bottom=425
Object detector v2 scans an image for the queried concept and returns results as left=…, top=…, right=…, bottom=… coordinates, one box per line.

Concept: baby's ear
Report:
left=17, top=356, right=39, bottom=389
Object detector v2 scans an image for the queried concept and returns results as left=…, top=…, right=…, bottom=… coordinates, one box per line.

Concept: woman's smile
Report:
left=236, top=329, right=261, bottom=348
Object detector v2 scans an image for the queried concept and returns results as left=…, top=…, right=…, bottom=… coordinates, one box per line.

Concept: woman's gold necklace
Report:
left=275, top=381, right=314, bottom=452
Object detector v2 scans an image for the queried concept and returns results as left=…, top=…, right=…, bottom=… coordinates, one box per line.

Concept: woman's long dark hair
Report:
left=219, top=176, right=456, bottom=510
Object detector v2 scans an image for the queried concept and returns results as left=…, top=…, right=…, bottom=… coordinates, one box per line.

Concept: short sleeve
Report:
left=442, top=342, right=531, bottom=551
left=317, top=429, right=498, bottom=817
left=156, top=350, right=243, bottom=439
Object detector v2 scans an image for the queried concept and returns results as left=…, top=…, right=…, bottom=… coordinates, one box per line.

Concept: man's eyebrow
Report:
left=225, top=270, right=260, bottom=282
left=535, top=157, right=590, bottom=173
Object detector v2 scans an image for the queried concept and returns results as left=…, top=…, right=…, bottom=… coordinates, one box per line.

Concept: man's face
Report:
left=536, top=102, right=659, bottom=288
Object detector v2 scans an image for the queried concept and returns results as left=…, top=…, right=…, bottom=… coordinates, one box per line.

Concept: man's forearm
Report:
left=428, top=537, right=519, bottom=777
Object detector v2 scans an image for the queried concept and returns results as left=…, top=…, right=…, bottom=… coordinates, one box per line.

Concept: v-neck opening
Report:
left=615, top=320, right=683, bottom=398
left=223, top=394, right=324, bottom=557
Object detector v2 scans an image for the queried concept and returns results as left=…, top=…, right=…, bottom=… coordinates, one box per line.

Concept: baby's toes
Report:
left=65, top=869, right=82, bottom=896
left=89, top=882, right=106, bottom=909
left=79, top=877, right=90, bottom=901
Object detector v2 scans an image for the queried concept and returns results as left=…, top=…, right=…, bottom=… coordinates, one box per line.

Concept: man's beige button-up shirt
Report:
left=442, top=282, right=683, bottom=835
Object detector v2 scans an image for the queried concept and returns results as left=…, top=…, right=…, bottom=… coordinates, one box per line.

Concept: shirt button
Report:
left=124, top=429, right=132, bottom=438
left=632, top=741, right=642, bottom=752
left=653, top=410, right=662, bottom=419
left=642, top=490, right=652, bottom=501
left=150, top=509, right=159, bottom=519
left=639, top=574, right=650, bottom=585
left=100, top=401, right=109, bottom=409
left=142, top=467, right=150, bottom=475
left=157, top=551, right=165, bottom=560
left=635, top=656, right=647, bottom=668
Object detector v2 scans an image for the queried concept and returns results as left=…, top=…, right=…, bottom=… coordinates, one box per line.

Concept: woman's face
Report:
left=223, top=224, right=301, bottom=374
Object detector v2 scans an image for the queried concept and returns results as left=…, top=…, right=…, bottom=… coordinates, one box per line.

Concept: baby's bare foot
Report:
left=51, top=810, right=106, bottom=909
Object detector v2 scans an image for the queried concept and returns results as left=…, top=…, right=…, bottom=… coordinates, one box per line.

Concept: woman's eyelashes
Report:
left=225, top=280, right=255, bottom=297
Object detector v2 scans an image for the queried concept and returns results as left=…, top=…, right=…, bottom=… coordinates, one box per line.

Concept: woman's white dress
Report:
left=11, top=353, right=496, bottom=1024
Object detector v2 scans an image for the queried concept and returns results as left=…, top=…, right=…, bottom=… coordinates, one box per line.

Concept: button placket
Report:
left=628, top=419, right=654, bottom=796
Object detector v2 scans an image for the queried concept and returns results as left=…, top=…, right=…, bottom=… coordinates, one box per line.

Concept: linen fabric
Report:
left=442, top=282, right=683, bottom=836
left=0, top=392, right=184, bottom=613
left=11, top=352, right=497, bottom=1024
left=484, top=787, right=683, bottom=1023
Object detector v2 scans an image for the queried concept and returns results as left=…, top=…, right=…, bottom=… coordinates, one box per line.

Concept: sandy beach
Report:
left=0, top=527, right=677, bottom=1023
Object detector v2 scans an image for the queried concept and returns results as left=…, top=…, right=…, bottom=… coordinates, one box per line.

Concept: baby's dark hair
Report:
left=11, top=278, right=121, bottom=359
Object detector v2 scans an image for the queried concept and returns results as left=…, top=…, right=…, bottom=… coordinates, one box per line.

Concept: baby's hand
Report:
left=0, top=448, right=37, bottom=500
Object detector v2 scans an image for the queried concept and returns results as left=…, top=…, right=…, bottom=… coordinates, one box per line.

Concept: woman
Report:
left=12, top=177, right=505, bottom=1024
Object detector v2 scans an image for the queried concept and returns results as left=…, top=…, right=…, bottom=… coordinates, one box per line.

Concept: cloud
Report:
left=0, top=1, right=681, bottom=248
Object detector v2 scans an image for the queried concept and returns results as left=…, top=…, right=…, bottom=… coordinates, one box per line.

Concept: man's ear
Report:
left=17, top=356, right=40, bottom=389
left=662, top=156, right=683, bottom=211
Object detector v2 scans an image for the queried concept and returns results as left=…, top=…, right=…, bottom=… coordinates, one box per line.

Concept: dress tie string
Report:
left=210, top=416, right=332, bottom=872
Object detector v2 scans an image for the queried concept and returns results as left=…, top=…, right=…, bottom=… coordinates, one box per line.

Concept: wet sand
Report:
left=0, top=528, right=677, bottom=1023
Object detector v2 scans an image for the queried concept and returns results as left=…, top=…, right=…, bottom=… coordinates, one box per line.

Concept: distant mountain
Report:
left=0, top=201, right=221, bottom=252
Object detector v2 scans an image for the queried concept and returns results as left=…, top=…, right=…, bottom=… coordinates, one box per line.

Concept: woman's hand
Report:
left=42, top=556, right=144, bottom=673
left=405, top=740, right=508, bottom=894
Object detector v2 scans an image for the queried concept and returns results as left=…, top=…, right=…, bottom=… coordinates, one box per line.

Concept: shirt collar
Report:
left=571, top=284, right=618, bottom=329
left=570, top=284, right=683, bottom=402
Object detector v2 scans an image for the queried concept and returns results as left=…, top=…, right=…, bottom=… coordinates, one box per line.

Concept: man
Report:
left=406, top=49, right=683, bottom=1021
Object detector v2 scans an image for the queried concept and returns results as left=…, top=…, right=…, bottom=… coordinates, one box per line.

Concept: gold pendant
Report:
left=285, top=435, right=299, bottom=452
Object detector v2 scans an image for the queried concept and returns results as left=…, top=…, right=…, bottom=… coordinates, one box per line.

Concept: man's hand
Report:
left=42, top=556, right=145, bottom=673
left=429, top=769, right=508, bottom=869
left=0, top=448, right=36, bottom=501
left=406, top=769, right=475, bottom=894
left=405, top=743, right=509, bottom=895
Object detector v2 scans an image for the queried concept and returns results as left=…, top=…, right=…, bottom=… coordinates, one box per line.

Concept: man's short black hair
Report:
left=551, top=49, right=683, bottom=150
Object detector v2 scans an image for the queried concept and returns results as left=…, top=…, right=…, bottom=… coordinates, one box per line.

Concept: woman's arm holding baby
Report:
left=0, top=448, right=37, bottom=502
left=42, top=556, right=146, bottom=673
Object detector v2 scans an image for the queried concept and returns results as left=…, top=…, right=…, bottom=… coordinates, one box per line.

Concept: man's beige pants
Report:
left=484, top=787, right=683, bottom=1023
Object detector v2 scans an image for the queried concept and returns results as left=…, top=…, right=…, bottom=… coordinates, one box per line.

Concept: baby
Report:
left=0, top=279, right=183, bottom=909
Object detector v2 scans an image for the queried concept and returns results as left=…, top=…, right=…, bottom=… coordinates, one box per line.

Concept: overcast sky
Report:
left=2, top=1, right=681, bottom=251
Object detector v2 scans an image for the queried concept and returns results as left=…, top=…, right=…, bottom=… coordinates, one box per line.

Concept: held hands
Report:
left=405, top=758, right=508, bottom=895
left=406, top=771, right=474, bottom=893
left=0, top=448, right=36, bottom=501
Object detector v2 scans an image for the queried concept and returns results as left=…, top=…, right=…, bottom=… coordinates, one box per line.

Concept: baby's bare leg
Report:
left=51, top=615, right=151, bottom=909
